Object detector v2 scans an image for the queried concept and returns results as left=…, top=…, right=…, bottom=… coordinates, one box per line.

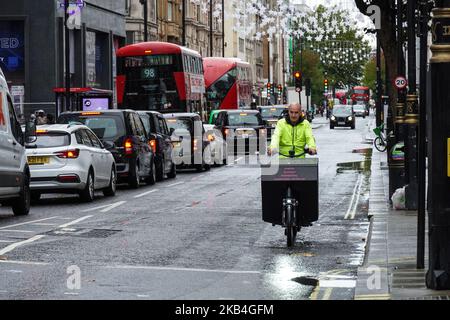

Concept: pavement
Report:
left=354, top=118, right=450, bottom=300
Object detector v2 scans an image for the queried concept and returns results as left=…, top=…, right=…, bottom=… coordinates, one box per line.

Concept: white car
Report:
left=26, top=124, right=117, bottom=202
left=203, top=124, right=227, bottom=165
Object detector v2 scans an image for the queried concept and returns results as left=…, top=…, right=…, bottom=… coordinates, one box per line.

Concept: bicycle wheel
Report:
left=285, top=204, right=296, bottom=247
left=374, top=137, right=387, bottom=152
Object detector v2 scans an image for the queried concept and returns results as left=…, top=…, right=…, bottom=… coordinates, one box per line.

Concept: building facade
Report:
left=0, top=0, right=126, bottom=117
left=157, top=0, right=183, bottom=44
left=185, top=0, right=223, bottom=57
left=125, top=0, right=158, bottom=44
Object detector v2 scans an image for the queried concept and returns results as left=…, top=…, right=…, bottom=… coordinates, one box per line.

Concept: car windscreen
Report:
left=260, top=108, right=285, bottom=119
left=353, top=105, right=366, bottom=111
left=333, top=107, right=353, bottom=116
left=166, top=118, right=193, bottom=134
left=32, top=132, right=70, bottom=148
left=58, top=114, right=126, bottom=141
left=228, top=113, right=261, bottom=126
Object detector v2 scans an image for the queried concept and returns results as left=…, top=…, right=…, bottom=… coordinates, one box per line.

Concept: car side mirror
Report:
left=102, top=140, right=115, bottom=150
left=25, top=120, right=37, bottom=143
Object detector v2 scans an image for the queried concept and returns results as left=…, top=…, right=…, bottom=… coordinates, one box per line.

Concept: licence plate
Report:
left=28, top=156, right=50, bottom=165
left=338, top=122, right=345, bottom=125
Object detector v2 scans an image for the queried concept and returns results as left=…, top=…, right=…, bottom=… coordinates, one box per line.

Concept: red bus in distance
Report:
left=116, top=42, right=205, bottom=114
left=351, top=86, right=370, bottom=103
left=203, top=58, right=253, bottom=110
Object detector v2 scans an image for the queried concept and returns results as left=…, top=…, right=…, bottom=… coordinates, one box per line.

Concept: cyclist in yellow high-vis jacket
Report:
left=268, top=103, right=317, bottom=158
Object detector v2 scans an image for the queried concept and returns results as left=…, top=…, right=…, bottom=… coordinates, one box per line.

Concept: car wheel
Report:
left=156, top=157, right=165, bottom=182
left=80, top=170, right=95, bottom=202
left=195, top=163, right=204, bottom=172
left=12, top=175, right=30, bottom=216
left=330, top=125, right=334, bottom=129
left=351, top=124, right=355, bottom=130
left=167, top=161, right=177, bottom=179
left=129, top=159, right=140, bottom=189
left=103, top=167, right=117, bottom=197
left=145, top=160, right=156, bottom=185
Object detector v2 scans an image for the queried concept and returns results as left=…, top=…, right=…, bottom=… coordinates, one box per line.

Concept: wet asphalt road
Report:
left=0, top=114, right=374, bottom=300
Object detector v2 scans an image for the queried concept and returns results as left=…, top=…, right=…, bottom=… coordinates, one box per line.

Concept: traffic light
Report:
left=267, top=82, right=272, bottom=99
left=305, top=78, right=311, bottom=96
left=277, top=84, right=283, bottom=95
left=294, top=71, right=302, bottom=92
left=324, top=78, right=328, bottom=92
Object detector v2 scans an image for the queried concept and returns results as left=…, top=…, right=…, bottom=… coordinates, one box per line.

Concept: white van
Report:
left=0, top=67, right=34, bottom=215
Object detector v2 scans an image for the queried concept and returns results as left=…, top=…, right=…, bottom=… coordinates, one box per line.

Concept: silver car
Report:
left=26, top=124, right=117, bottom=202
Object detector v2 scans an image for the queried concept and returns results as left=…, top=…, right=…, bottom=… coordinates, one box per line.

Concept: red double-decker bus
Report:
left=203, top=58, right=253, bottom=110
left=116, top=42, right=205, bottom=114
left=351, top=86, right=370, bottom=103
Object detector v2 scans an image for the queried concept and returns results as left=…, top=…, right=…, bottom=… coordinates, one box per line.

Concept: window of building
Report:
left=168, top=2, right=173, bottom=21
left=126, top=31, right=134, bottom=45
left=239, top=38, right=245, bottom=53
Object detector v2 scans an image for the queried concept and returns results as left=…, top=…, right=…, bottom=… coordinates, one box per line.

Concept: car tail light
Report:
left=54, top=149, right=80, bottom=159
left=149, top=139, right=157, bottom=153
left=193, top=138, right=199, bottom=151
left=207, top=134, right=215, bottom=142
left=124, top=138, right=133, bottom=155
left=57, top=174, right=80, bottom=183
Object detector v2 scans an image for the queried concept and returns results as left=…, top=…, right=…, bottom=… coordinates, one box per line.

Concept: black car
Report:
left=137, top=111, right=176, bottom=181
left=214, top=110, right=267, bottom=155
left=57, top=110, right=156, bottom=188
left=258, top=105, right=287, bottom=140
left=164, top=113, right=211, bottom=172
left=330, top=105, right=355, bottom=129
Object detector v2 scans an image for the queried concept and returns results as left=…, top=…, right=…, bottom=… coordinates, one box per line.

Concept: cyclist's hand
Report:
left=309, top=147, right=317, bottom=155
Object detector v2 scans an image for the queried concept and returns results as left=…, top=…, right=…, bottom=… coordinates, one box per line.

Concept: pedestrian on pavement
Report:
left=267, top=103, right=317, bottom=158
left=35, top=109, right=47, bottom=125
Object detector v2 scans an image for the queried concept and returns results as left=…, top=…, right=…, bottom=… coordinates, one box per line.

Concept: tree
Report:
left=354, top=0, right=401, bottom=108
left=292, top=5, right=371, bottom=92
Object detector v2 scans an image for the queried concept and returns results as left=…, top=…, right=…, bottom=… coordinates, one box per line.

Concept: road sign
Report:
left=394, top=76, right=407, bottom=89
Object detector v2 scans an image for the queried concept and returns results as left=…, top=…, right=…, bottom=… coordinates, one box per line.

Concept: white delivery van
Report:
left=0, top=67, right=35, bottom=215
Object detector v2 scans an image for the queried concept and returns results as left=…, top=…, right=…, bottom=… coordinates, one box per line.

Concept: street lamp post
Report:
left=404, top=0, right=419, bottom=210
left=210, top=0, right=213, bottom=57
left=426, top=0, right=450, bottom=290
left=182, top=0, right=186, bottom=46
left=376, top=29, right=383, bottom=128
left=64, top=0, right=71, bottom=112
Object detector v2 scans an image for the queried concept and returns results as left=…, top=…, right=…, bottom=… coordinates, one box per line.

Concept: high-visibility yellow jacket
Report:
left=269, top=118, right=316, bottom=158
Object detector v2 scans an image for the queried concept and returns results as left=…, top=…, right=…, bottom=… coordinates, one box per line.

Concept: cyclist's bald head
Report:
left=288, top=103, right=302, bottom=123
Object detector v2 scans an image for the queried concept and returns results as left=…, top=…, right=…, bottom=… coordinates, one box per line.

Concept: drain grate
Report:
left=46, top=228, right=121, bottom=238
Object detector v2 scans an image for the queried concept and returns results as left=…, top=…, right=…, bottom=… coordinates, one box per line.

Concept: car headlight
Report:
left=348, top=116, right=353, bottom=121
left=331, top=116, right=336, bottom=121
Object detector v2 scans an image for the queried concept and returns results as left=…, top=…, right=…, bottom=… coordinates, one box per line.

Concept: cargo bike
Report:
left=261, top=150, right=319, bottom=247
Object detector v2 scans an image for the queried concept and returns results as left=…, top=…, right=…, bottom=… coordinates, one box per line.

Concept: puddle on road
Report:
left=336, top=148, right=372, bottom=174
left=292, top=276, right=319, bottom=287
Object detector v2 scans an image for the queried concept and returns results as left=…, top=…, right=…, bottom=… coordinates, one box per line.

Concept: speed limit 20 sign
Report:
left=394, top=76, right=407, bottom=90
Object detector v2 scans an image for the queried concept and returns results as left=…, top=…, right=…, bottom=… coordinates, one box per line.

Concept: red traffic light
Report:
left=267, top=82, right=272, bottom=88
left=294, top=71, right=301, bottom=79
left=324, top=79, right=328, bottom=85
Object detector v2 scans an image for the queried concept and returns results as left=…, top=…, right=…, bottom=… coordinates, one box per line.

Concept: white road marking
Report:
left=100, top=201, right=127, bottom=213
left=137, top=294, right=150, bottom=298
left=0, top=217, right=61, bottom=230
left=58, top=216, right=93, bottom=229
left=134, top=189, right=158, bottom=199
left=167, top=182, right=184, bottom=187
left=319, top=280, right=357, bottom=288
left=0, top=230, right=34, bottom=233
left=0, top=240, right=15, bottom=243
left=64, top=292, right=79, bottom=296
left=82, top=201, right=127, bottom=213
left=344, top=175, right=363, bottom=220
left=0, top=260, right=50, bottom=266
left=105, top=265, right=261, bottom=275
left=5, top=270, right=22, bottom=273
left=32, top=223, right=58, bottom=226
left=0, top=235, right=46, bottom=256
